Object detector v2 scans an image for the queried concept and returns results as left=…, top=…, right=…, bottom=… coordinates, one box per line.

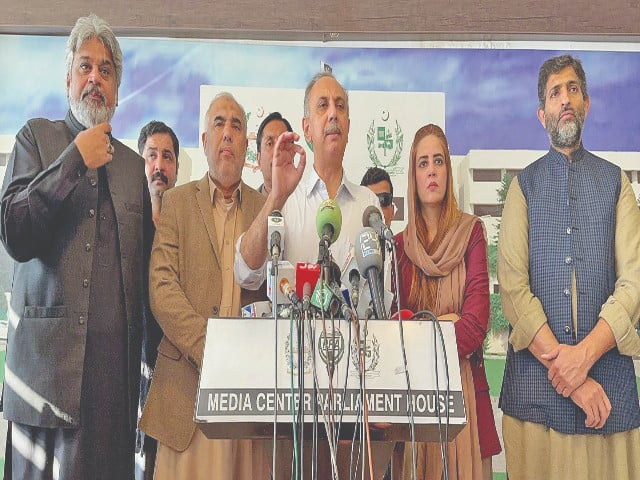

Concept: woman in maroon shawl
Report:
left=393, top=124, right=500, bottom=479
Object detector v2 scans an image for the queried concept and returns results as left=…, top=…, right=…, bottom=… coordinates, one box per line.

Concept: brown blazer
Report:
left=139, top=175, right=266, bottom=451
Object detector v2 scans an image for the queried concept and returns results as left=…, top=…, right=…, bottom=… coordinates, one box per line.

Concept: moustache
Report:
left=81, top=86, right=105, bottom=103
left=150, top=171, right=169, bottom=185
left=324, top=123, right=341, bottom=136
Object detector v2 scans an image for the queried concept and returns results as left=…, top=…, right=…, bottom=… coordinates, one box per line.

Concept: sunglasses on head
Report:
left=376, top=192, right=393, bottom=208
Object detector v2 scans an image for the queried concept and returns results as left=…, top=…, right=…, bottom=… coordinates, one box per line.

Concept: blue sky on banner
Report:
left=1, top=35, right=639, bottom=155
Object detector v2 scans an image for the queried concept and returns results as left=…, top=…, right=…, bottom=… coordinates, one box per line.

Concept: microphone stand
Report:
left=270, top=253, right=279, bottom=479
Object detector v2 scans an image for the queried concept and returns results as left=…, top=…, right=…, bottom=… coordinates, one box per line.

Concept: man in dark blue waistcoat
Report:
left=497, top=54, right=640, bottom=479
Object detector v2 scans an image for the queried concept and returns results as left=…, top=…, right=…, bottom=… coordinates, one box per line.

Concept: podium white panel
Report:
left=195, top=317, right=466, bottom=442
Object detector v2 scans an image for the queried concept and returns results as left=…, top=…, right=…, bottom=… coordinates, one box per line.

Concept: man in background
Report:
left=361, top=166, right=395, bottom=227
left=256, top=111, right=292, bottom=196
left=136, top=120, right=179, bottom=480
left=139, top=120, right=179, bottom=226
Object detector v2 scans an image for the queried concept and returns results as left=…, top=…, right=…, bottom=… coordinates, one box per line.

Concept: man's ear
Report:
left=536, top=107, right=546, bottom=129
left=583, top=96, right=590, bottom=118
left=302, top=116, right=311, bottom=143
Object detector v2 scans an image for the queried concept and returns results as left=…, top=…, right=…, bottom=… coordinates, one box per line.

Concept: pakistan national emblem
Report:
left=244, top=109, right=259, bottom=171
left=367, top=110, right=404, bottom=175
left=350, top=331, right=380, bottom=378
left=284, top=331, right=312, bottom=375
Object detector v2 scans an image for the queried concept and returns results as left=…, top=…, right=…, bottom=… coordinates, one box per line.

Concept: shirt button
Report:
left=563, top=289, right=570, bottom=297
left=566, top=227, right=571, bottom=235
left=565, top=256, right=572, bottom=265
left=89, top=177, right=97, bottom=187
left=212, top=306, right=219, bottom=315
left=79, top=316, right=85, bottom=325
left=83, top=279, right=89, bottom=288
left=564, top=325, right=571, bottom=334
left=89, top=209, right=95, bottom=218
left=85, top=243, right=91, bottom=252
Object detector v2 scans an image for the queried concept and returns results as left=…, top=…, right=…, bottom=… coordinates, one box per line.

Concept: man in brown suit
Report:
left=139, top=92, right=306, bottom=479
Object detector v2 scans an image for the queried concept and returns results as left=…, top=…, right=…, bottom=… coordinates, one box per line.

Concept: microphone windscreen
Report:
left=354, top=227, right=383, bottom=276
left=362, top=204, right=383, bottom=228
left=315, top=199, right=342, bottom=244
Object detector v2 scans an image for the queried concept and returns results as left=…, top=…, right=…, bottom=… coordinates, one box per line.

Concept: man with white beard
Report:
left=0, top=14, right=151, bottom=480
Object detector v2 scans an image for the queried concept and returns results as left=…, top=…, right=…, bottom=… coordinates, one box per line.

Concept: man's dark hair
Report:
left=256, top=112, right=293, bottom=153
left=538, top=54, right=589, bottom=109
left=137, top=120, right=180, bottom=160
left=360, top=167, right=393, bottom=195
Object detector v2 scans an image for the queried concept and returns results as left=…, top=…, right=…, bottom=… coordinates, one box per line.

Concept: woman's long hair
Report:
left=406, top=124, right=461, bottom=310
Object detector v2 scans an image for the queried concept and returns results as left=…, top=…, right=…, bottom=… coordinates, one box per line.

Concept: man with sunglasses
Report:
left=361, top=167, right=395, bottom=227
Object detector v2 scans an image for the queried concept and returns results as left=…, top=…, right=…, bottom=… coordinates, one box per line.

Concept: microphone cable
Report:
left=305, top=312, right=319, bottom=480
left=390, top=240, right=417, bottom=480
left=296, top=310, right=306, bottom=480
left=271, top=261, right=279, bottom=480
left=314, top=293, right=340, bottom=479
left=412, top=309, right=451, bottom=480
left=288, top=308, right=300, bottom=480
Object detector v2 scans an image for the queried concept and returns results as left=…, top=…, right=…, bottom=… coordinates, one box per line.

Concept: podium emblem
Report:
left=350, top=332, right=381, bottom=378
left=318, top=328, right=345, bottom=367
left=284, top=332, right=312, bottom=375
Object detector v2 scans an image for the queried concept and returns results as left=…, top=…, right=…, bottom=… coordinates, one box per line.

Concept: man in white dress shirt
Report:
left=234, top=71, right=391, bottom=479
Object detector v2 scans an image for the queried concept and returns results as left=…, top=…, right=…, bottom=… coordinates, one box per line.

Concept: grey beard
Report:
left=69, top=96, right=115, bottom=128
left=546, top=112, right=584, bottom=150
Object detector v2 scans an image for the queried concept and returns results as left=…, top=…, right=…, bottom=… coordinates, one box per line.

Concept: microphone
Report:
left=348, top=268, right=361, bottom=310
left=355, top=227, right=387, bottom=319
left=295, top=263, right=321, bottom=299
left=338, top=250, right=360, bottom=310
left=362, top=205, right=394, bottom=243
left=268, top=210, right=285, bottom=260
left=267, top=260, right=295, bottom=304
left=316, top=199, right=342, bottom=246
left=279, top=278, right=302, bottom=308
left=302, top=282, right=312, bottom=313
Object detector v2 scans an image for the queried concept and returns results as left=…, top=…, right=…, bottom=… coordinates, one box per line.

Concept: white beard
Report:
left=69, top=95, right=115, bottom=128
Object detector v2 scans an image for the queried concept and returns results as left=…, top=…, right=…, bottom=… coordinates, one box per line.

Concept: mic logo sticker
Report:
left=359, top=229, right=381, bottom=258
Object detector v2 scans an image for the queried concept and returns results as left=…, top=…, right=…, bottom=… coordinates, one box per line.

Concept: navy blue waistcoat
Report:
left=499, top=146, right=640, bottom=434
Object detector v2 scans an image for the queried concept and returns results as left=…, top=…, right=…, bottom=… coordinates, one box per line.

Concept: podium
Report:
left=195, top=317, right=466, bottom=442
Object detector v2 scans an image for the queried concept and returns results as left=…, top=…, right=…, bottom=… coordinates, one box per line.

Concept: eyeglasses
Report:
left=376, top=192, right=393, bottom=208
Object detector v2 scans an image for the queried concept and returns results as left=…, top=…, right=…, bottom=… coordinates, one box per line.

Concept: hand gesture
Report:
left=542, top=344, right=591, bottom=397
left=74, top=122, right=114, bottom=169
left=271, top=131, right=306, bottom=206
left=570, top=377, right=611, bottom=429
